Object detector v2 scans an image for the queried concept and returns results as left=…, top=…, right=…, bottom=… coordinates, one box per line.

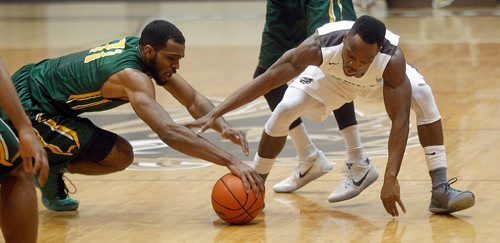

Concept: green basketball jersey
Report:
left=22, top=36, right=145, bottom=116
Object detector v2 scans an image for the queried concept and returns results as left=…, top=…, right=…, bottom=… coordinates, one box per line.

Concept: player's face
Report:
left=146, top=39, right=185, bottom=85
left=342, top=34, right=380, bottom=77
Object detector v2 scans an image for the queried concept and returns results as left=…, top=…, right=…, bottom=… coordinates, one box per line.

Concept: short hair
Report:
left=139, top=20, right=185, bottom=51
left=349, top=15, right=386, bottom=47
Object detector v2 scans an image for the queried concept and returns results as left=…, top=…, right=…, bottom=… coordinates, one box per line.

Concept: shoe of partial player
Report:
left=429, top=178, right=475, bottom=214
left=273, top=151, right=334, bottom=193
left=36, top=165, right=79, bottom=211
left=328, top=158, right=378, bottom=203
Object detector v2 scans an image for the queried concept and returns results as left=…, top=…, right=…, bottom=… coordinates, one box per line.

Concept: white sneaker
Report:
left=328, top=158, right=378, bottom=202
left=273, top=151, right=334, bottom=193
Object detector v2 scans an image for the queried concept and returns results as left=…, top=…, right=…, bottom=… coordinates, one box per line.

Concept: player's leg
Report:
left=254, top=87, right=316, bottom=181
left=0, top=120, right=38, bottom=243
left=31, top=114, right=133, bottom=211
left=303, top=0, right=377, bottom=202
left=327, top=101, right=379, bottom=202
left=66, top=129, right=133, bottom=175
left=1, top=166, right=38, bottom=243
left=255, top=2, right=320, bottom=165
left=408, top=65, right=474, bottom=214
left=269, top=87, right=335, bottom=192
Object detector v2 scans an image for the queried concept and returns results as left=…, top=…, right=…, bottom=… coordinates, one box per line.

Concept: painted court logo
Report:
left=85, top=98, right=419, bottom=171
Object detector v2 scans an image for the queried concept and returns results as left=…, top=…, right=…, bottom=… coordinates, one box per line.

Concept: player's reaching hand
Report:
left=184, top=110, right=218, bottom=134
left=220, top=125, right=249, bottom=156
left=380, top=176, right=407, bottom=217
left=226, top=159, right=265, bottom=197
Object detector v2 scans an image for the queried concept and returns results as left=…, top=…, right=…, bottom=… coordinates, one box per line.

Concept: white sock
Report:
left=340, top=125, right=367, bottom=166
left=253, top=153, right=276, bottom=175
left=424, top=145, right=447, bottom=171
left=289, top=123, right=318, bottom=161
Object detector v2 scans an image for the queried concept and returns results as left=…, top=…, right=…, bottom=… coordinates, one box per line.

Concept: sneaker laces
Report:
left=56, top=173, right=77, bottom=198
left=433, top=177, right=458, bottom=192
left=290, top=167, right=302, bottom=184
left=339, top=163, right=354, bottom=188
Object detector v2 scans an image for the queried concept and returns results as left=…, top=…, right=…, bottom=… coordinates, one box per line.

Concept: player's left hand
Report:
left=227, top=160, right=264, bottom=196
left=17, top=129, right=49, bottom=187
left=380, top=177, right=407, bottom=217
left=221, top=126, right=249, bottom=156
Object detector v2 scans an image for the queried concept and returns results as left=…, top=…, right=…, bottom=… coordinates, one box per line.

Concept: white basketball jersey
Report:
left=289, top=21, right=402, bottom=122
left=317, top=21, right=400, bottom=88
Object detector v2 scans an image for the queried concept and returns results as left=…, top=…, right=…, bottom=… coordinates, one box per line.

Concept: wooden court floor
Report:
left=0, top=1, right=499, bottom=242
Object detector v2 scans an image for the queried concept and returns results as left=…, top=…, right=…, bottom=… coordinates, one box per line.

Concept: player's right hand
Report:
left=227, top=160, right=265, bottom=197
left=380, top=177, right=406, bottom=217
left=17, top=129, right=49, bottom=187
left=184, top=111, right=218, bottom=135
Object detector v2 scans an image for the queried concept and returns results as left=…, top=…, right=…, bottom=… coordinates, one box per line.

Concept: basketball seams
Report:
left=221, top=176, right=254, bottom=219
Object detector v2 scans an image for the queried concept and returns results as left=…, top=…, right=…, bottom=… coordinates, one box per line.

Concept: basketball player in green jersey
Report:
left=1, top=20, right=264, bottom=211
left=254, top=0, right=368, bottom=195
left=0, top=59, right=48, bottom=242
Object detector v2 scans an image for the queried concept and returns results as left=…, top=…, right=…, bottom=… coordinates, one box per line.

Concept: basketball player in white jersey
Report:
left=187, top=15, right=475, bottom=216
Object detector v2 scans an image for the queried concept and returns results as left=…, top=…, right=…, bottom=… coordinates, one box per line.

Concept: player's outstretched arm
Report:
left=120, top=69, right=263, bottom=194
left=0, top=59, right=48, bottom=186
left=185, top=32, right=324, bottom=133
left=164, top=74, right=248, bottom=156
left=380, top=48, right=411, bottom=217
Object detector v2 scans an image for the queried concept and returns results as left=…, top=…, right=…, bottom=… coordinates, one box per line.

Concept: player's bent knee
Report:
left=411, top=81, right=441, bottom=126
left=4, top=165, right=33, bottom=186
left=265, top=107, right=299, bottom=137
left=111, top=136, right=134, bottom=171
left=79, top=128, right=133, bottom=171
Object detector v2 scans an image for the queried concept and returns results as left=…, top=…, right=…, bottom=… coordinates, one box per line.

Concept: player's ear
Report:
left=142, top=45, right=156, bottom=59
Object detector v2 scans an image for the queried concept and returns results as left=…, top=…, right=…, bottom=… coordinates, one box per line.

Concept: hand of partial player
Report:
left=227, top=160, right=265, bottom=197
left=380, top=177, right=407, bottom=217
left=17, top=129, right=49, bottom=187
left=221, top=126, right=249, bottom=156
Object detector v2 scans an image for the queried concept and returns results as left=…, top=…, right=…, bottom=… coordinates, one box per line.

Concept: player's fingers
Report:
left=39, top=155, right=49, bottom=187
left=382, top=202, right=391, bottom=216
left=183, top=122, right=196, bottom=128
left=397, top=198, right=407, bottom=214
left=240, top=131, right=249, bottom=157
left=240, top=173, right=251, bottom=194
left=197, top=125, right=208, bottom=135
left=254, top=171, right=265, bottom=194
left=245, top=172, right=260, bottom=197
left=22, top=157, right=33, bottom=173
left=382, top=199, right=396, bottom=217
left=393, top=205, right=399, bottom=217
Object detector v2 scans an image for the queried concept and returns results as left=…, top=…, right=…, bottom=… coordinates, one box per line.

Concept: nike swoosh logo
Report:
left=353, top=170, right=370, bottom=187
left=299, top=164, right=314, bottom=178
left=329, top=62, right=339, bottom=65
left=425, top=152, right=436, bottom=155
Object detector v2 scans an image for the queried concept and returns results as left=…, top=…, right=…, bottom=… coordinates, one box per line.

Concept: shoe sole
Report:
left=42, top=198, right=79, bottom=211
left=429, top=195, right=475, bottom=214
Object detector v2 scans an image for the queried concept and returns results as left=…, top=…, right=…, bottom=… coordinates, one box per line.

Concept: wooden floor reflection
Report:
left=0, top=1, right=499, bottom=242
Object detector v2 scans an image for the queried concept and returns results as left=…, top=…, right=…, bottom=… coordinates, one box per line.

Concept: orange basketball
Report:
left=211, top=173, right=264, bottom=225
